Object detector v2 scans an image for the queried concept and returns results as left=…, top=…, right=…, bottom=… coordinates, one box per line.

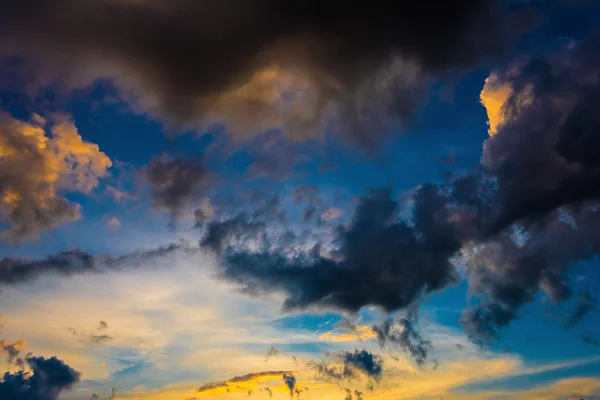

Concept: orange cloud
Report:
left=479, top=70, right=534, bottom=136
left=0, top=112, right=112, bottom=240
left=479, top=72, right=514, bottom=136
left=196, top=371, right=292, bottom=396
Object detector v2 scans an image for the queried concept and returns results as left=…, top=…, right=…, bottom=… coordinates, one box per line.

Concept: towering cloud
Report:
left=480, top=35, right=600, bottom=232
left=0, top=0, right=521, bottom=146
left=0, top=112, right=111, bottom=241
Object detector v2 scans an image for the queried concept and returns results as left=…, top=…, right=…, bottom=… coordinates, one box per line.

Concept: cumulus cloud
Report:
left=480, top=35, right=600, bottom=233
left=0, top=112, right=111, bottom=241
left=206, top=32, right=600, bottom=341
left=0, top=355, right=81, bottom=400
left=208, top=184, right=486, bottom=312
left=0, top=0, right=523, bottom=146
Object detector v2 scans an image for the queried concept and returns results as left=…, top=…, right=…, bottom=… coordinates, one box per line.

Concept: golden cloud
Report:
left=479, top=70, right=534, bottom=136
left=0, top=112, right=112, bottom=240
left=196, top=371, right=292, bottom=396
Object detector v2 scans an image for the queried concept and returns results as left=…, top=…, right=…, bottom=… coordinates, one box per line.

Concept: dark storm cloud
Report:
left=0, top=243, right=184, bottom=286
left=201, top=214, right=266, bottom=254
left=372, top=318, right=432, bottom=367
left=0, top=355, right=81, bottom=400
left=146, top=156, right=210, bottom=219
left=0, top=0, right=522, bottom=145
left=482, top=34, right=600, bottom=234
left=210, top=182, right=488, bottom=313
left=460, top=206, right=600, bottom=344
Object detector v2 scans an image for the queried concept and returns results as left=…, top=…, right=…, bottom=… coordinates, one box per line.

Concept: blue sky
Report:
left=0, top=2, right=600, bottom=400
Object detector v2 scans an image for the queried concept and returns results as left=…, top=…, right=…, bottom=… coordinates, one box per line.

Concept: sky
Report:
left=0, top=1, right=600, bottom=400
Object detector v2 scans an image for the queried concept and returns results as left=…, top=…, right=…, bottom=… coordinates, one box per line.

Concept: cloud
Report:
left=0, top=112, right=111, bottom=241
left=0, top=243, right=184, bottom=286
left=146, top=155, right=210, bottom=220
left=197, top=371, right=292, bottom=396
left=564, top=290, right=597, bottom=328
left=88, top=335, right=113, bottom=345
left=266, top=347, right=280, bottom=361
left=340, top=349, right=383, bottom=382
left=282, top=372, right=296, bottom=398
left=0, top=355, right=81, bottom=400
left=209, top=184, right=486, bottom=313
left=479, top=69, right=533, bottom=136
left=308, top=349, right=383, bottom=383
left=0, top=0, right=521, bottom=146
left=372, top=318, right=432, bottom=367
left=459, top=209, right=600, bottom=344
left=480, top=35, right=600, bottom=233
left=0, top=339, right=26, bottom=365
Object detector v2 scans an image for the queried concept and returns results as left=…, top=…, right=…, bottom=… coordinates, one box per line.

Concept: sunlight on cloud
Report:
left=480, top=72, right=514, bottom=136
left=0, top=112, right=112, bottom=240
left=479, top=70, right=533, bottom=136
left=208, top=65, right=327, bottom=141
